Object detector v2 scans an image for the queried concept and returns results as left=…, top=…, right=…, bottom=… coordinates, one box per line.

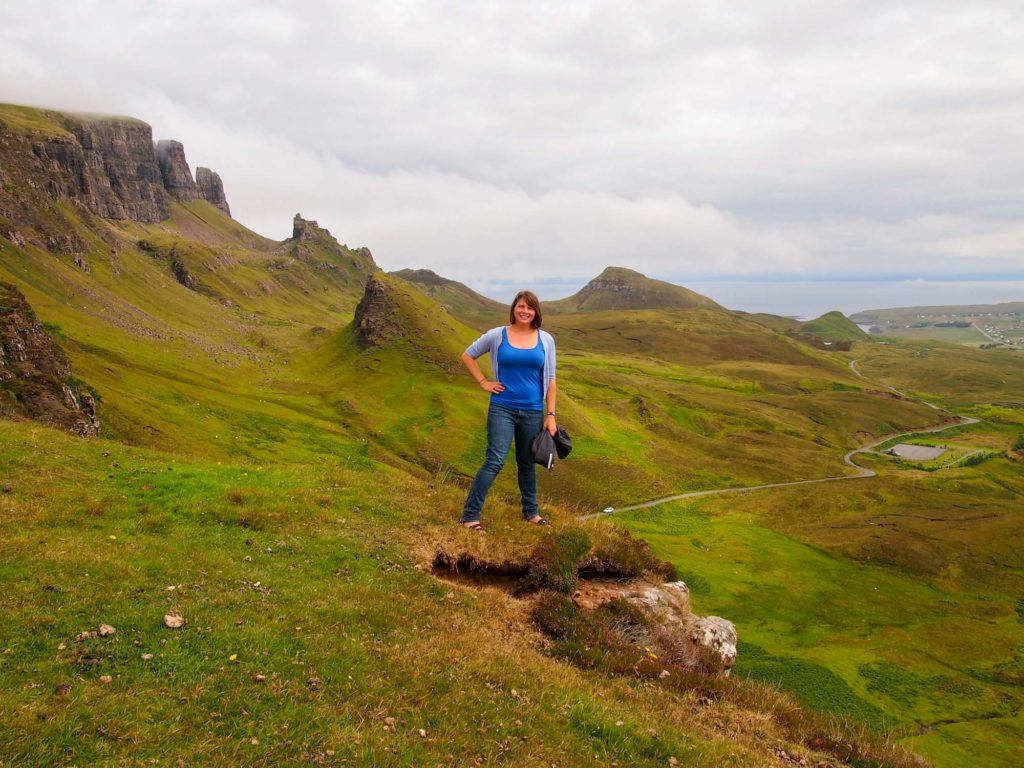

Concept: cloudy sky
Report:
left=2, top=1, right=1022, bottom=300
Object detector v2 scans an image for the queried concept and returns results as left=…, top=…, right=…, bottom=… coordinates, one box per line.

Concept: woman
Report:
left=459, top=290, right=557, bottom=532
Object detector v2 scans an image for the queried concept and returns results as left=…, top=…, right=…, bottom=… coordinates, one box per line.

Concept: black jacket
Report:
left=532, top=426, right=573, bottom=469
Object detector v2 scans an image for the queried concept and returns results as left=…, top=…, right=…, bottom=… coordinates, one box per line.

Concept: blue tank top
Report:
left=491, top=327, right=545, bottom=410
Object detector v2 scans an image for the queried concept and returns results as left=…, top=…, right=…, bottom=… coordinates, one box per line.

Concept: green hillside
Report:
left=799, top=310, right=869, bottom=342
left=742, top=311, right=802, bottom=333
left=3, top=103, right=1024, bottom=767
left=548, top=267, right=723, bottom=312
left=390, top=268, right=504, bottom=323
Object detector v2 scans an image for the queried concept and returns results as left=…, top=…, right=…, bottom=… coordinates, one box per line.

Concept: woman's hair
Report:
left=509, top=290, right=543, bottom=329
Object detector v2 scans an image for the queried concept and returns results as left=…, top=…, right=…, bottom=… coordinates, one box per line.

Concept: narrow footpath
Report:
left=585, top=358, right=978, bottom=519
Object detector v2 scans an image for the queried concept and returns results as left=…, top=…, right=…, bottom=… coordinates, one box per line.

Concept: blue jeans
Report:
left=462, top=403, right=545, bottom=523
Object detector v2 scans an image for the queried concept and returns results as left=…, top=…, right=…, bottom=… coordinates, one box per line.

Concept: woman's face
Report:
left=513, top=300, right=536, bottom=326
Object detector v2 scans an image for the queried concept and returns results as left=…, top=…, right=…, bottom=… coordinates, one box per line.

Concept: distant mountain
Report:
left=390, top=268, right=504, bottom=318
left=799, top=311, right=868, bottom=342
left=547, top=267, right=722, bottom=312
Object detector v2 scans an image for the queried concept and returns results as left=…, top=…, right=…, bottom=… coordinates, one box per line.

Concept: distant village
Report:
left=873, top=309, right=1024, bottom=348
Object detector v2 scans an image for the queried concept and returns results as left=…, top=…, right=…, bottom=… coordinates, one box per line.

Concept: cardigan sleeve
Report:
left=465, top=327, right=498, bottom=359
left=543, top=331, right=556, bottom=380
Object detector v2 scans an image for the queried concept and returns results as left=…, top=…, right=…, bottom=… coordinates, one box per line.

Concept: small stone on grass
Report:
left=163, top=612, right=186, bottom=629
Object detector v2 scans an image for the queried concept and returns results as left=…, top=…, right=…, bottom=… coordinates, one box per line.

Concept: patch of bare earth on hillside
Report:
left=421, top=519, right=929, bottom=768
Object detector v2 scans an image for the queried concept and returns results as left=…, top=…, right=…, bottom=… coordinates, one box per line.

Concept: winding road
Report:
left=585, top=358, right=978, bottom=519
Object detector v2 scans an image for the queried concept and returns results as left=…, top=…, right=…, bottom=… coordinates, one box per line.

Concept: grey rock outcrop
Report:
left=0, top=282, right=99, bottom=436
left=289, top=214, right=379, bottom=280
left=690, top=616, right=738, bottom=672
left=292, top=213, right=323, bottom=241
left=571, top=579, right=737, bottom=675
left=155, top=140, right=199, bottom=203
left=353, top=274, right=403, bottom=348
left=195, top=167, right=230, bottom=216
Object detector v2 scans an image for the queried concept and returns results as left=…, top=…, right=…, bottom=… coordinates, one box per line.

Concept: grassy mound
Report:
left=799, top=311, right=869, bottom=342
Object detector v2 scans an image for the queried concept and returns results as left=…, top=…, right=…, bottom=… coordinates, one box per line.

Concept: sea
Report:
left=674, top=280, right=1024, bottom=319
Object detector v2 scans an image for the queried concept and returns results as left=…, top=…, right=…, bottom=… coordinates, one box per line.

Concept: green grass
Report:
left=6, top=100, right=1024, bottom=765
left=877, top=325, right=989, bottom=347
left=799, top=311, right=868, bottom=342
left=611, top=449, right=1024, bottom=767
left=1, top=422, right=765, bottom=767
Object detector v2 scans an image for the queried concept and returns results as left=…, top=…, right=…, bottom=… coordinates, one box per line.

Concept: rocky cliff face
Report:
left=289, top=214, right=379, bottom=277
left=23, top=116, right=170, bottom=223
left=353, top=274, right=403, bottom=348
left=196, top=166, right=230, bottom=216
left=291, top=213, right=328, bottom=242
left=155, top=140, right=200, bottom=203
left=0, top=282, right=99, bottom=436
left=0, top=107, right=232, bottom=232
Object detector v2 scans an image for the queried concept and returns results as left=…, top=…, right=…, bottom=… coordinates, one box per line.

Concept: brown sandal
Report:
left=526, top=516, right=551, bottom=526
left=462, top=521, right=487, bottom=533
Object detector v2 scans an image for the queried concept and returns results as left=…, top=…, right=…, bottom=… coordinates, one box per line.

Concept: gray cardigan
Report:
left=465, top=326, right=557, bottom=401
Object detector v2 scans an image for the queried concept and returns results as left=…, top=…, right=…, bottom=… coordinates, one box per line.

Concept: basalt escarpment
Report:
left=0, top=282, right=99, bottom=436
left=0, top=107, right=231, bottom=233
left=15, top=116, right=170, bottom=223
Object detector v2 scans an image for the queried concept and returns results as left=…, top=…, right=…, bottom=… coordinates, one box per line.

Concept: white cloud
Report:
left=1, top=0, right=1022, bottom=296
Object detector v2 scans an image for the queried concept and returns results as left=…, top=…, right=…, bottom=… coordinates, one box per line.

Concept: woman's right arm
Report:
left=461, top=352, right=505, bottom=394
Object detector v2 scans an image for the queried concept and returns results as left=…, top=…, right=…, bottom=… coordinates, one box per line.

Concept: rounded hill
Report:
left=799, top=311, right=868, bottom=342
left=548, top=267, right=722, bottom=312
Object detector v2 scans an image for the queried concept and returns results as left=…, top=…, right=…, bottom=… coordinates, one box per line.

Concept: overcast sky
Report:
left=2, top=1, right=1022, bottom=299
